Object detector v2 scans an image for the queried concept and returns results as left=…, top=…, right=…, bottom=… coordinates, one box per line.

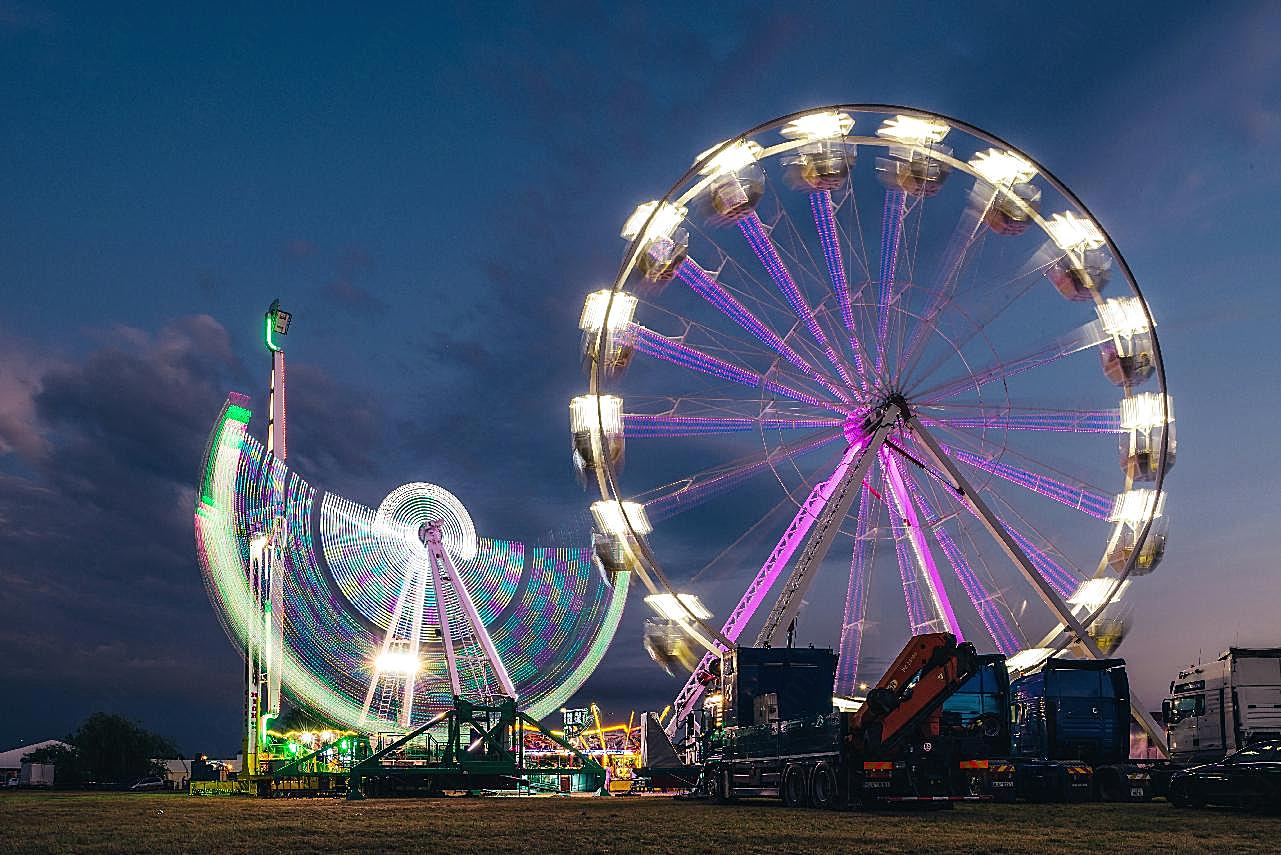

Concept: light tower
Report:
left=245, top=299, right=292, bottom=777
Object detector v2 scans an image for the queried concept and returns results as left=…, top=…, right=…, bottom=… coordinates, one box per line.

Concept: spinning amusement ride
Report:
left=195, top=303, right=625, bottom=775
left=572, top=105, right=1173, bottom=738
left=195, top=105, right=1173, bottom=774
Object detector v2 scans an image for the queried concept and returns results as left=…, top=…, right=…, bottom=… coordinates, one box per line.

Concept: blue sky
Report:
left=1, top=2, right=1279, bottom=753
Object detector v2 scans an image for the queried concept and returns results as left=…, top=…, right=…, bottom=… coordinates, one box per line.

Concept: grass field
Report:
left=3, top=792, right=1280, bottom=854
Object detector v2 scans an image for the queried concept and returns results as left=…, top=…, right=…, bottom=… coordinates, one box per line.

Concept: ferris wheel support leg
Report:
left=904, top=415, right=1169, bottom=757
left=426, top=545, right=462, bottom=701
left=755, top=405, right=902, bottom=648
left=431, top=537, right=518, bottom=699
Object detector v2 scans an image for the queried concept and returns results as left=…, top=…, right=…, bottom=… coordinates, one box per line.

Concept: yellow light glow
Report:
left=578, top=290, right=638, bottom=334
left=1120, top=393, right=1173, bottom=429
left=374, top=650, right=420, bottom=675
left=591, top=500, right=652, bottom=537
left=1005, top=647, right=1054, bottom=673
left=1068, top=578, right=1130, bottom=610
left=644, top=592, right=713, bottom=621
left=876, top=115, right=949, bottom=145
left=1096, top=297, right=1153, bottom=337
left=569, top=394, right=623, bottom=435
left=1045, top=211, right=1105, bottom=251
left=969, top=148, right=1036, bottom=186
left=1110, top=489, right=1166, bottom=525
left=695, top=139, right=763, bottom=176
left=780, top=110, right=854, bottom=141
left=621, top=200, right=687, bottom=242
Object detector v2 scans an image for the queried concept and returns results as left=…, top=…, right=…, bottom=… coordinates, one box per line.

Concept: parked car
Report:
left=1168, top=739, right=1281, bottom=812
left=128, top=776, right=167, bottom=791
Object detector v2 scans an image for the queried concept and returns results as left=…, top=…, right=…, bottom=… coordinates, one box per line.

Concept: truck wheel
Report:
left=710, top=768, right=734, bottom=804
left=809, top=762, right=840, bottom=810
left=1096, top=767, right=1122, bottom=802
left=783, top=765, right=809, bottom=808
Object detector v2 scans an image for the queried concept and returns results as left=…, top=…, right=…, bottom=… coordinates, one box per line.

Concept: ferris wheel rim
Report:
left=584, top=104, right=1171, bottom=681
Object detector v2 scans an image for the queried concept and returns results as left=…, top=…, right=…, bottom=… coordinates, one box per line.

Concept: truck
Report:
left=987, top=657, right=1153, bottom=802
left=698, top=632, right=991, bottom=807
left=1164, top=647, right=1281, bottom=765
left=18, top=762, right=55, bottom=788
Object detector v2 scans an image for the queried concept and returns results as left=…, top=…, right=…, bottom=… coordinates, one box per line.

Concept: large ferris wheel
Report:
left=572, top=106, right=1174, bottom=734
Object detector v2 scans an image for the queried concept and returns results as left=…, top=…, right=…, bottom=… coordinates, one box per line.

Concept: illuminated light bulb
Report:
left=320, top=730, right=335, bottom=744
left=780, top=110, right=854, bottom=141
left=1109, top=489, right=1166, bottom=525
left=1096, top=297, right=1153, bottom=337
left=299, top=731, right=316, bottom=745
left=645, top=592, right=713, bottom=621
left=695, top=139, right=763, bottom=176
left=969, top=148, right=1037, bottom=186
left=569, top=395, right=623, bottom=435
left=590, top=500, right=652, bottom=537
left=1005, top=647, right=1054, bottom=673
left=1120, top=393, right=1174, bottom=429
left=621, top=201, right=687, bottom=243
left=1045, top=211, right=1106, bottom=251
left=876, top=115, right=949, bottom=145
left=1068, top=578, right=1131, bottom=611
left=375, top=650, right=420, bottom=674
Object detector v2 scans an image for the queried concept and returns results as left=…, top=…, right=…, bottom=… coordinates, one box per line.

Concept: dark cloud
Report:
left=322, top=276, right=387, bottom=314
left=0, top=315, right=393, bottom=750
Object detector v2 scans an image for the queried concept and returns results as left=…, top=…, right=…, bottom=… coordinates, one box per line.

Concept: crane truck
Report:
left=697, top=632, right=990, bottom=807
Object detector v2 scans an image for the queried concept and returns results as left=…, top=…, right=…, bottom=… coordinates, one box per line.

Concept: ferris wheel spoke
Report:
left=920, top=406, right=1122, bottom=434
left=834, top=482, right=876, bottom=697
left=909, top=320, right=1105, bottom=404
left=880, top=448, right=961, bottom=637
left=810, top=191, right=868, bottom=370
left=627, top=324, right=849, bottom=414
left=737, top=212, right=859, bottom=389
left=640, top=430, right=843, bottom=524
left=674, top=259, right=854, bottom=404
left=873, top=189, right=908, bottom=378
left=939, top=443, right=1115, bottom=521
left=898, top=200, right=988, bottom=373
left=905, top=418, right=1097, bottom=628
left=622, top=413, right=842, bottom=439
left=900, top=464, right=1021, bottom=656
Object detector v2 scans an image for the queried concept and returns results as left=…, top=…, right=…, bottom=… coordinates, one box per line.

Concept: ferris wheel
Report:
left=572, top=106, right=1174, bottom=733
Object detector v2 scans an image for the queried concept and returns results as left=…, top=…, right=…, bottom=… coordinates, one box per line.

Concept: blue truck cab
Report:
left=999, top=657, right=1151, bottom=801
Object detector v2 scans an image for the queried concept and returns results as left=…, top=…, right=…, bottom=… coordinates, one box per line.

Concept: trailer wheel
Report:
left=782, top=764, right=809, bottom=808
left=809, top=762, right=840, bottom=810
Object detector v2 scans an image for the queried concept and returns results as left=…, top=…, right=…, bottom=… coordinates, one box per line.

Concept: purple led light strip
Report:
left=669, top=439, right=867, bottom=725
left=914, top=325, right=1099, bottom=404
left=676, top=260, right=854, bottom=405
left=903, top=436, right=1082, bottom=602
left=738, top=213, right=857, bottom=390
left=623, top=414, right=842, bottom=438
left=882, top=448, right=961, bottom=638
left=628, top=324, right=845, bottom=413
left=945, top=445, right=1114, bottom=520
left=834, top=484, right=874, bottom=696
left=905, top=471, right=1020, bottom=655
left=874, top=190, right=907, bottom=377
left=923, top=410, right=1121, bottom=434
left=810, top=191, right=868, bottom=382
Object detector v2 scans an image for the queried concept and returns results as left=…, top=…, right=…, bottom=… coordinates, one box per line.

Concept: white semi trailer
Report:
left=1164, top=647, right=1281, bottom=764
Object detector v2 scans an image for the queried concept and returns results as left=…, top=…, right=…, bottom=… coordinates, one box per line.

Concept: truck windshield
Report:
left=1050, top=670, right=1115, bottom=698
